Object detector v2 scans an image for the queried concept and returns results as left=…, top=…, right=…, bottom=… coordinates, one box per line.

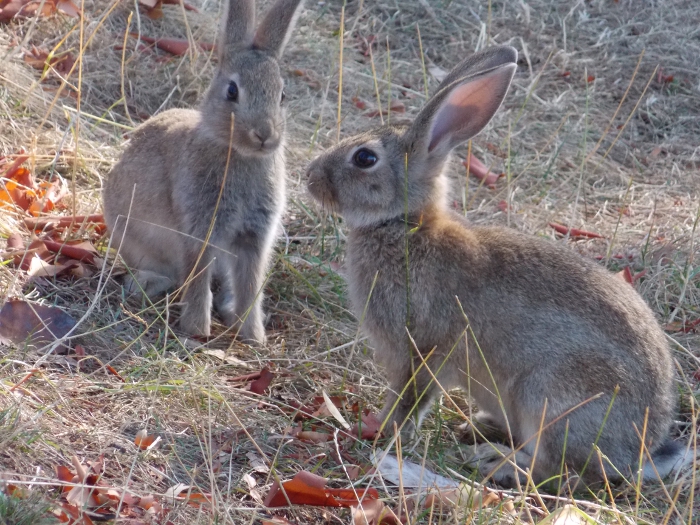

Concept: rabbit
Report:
left=306, top=45, right=691, bottom=487
left=103, top=0, right=306, bottom=343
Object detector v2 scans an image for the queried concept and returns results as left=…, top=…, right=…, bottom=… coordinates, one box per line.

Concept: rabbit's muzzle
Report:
left=244, top=120, right=280, bottom=153
left=306, top=165, right=338, bottom=213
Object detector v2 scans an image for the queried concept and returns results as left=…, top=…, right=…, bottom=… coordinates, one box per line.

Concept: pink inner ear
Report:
left=428, top=69, right=511, bottom=152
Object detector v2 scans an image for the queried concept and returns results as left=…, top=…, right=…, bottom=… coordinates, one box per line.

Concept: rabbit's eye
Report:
left=280, top=90, right=286, bottom=103
left=353, top=148, right=378, bottom=169
left=227, top=81, right=239, bottom=102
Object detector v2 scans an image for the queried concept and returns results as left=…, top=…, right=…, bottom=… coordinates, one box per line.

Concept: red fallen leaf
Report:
left=616, top=267, right=646, bottom=285
left=228, top=370, right=263, bottom=382
left=249, top=367, right=274, bottom=395
left=24, top=213, right=105, bottom=232
left=352, top=96, right=367, bottom=110
left=0, top=299, right=76, bottom=347
left=129, top=33, right=215, bottom=56
left=105, top=364, right=125, bottom=382
left=365, top=101, right=406, bottom=118
left=0, top=153, right=30, bottom=178
left=353, top=499, right=403, bottom=525
left=55, top=502, right=95, bottom=525
left=42, top=239, right=98, bottom=264
left=349, top=412, right=383, bottom=440
left=462, top=154, right=501, bottom=188
left=295, top=430, right=333, bottom=443
left=264, top=470, right=380, bottom=508
left=8, top=368, right=39, bottom=392
left=13, top=238, right=52, bottom=271
left=586, top=75, right=595, bottom=83
left=497, top=200, right=509, bottom=213
left=664, top=318, right=700, bottom=334
left=4, top=483, right=28, bottom=498
left=134, top=429, right=158, bottom=450
left=548, top=222, right=604, bottom=240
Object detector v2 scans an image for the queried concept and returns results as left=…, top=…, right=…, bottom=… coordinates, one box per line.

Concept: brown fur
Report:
left=306, top=46, right=683, bottom=486
left=103, top=0, right=305, bottom=342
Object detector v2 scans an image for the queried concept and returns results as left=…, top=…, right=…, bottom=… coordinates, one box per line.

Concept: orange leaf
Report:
left=129, top=33, right=214, bottom=56
left=462, top=154, right=501, bottom=188
left=548, top=222, right=604, bottom=240
left=264, top=470, right=379, bottom=508
left=24, top=214, right=105, bottom=232
left=134, top=429, right=157, bottom=450
left=42, top=239, right=98, bottom=264
left=295, top=430, right=332, bottom=443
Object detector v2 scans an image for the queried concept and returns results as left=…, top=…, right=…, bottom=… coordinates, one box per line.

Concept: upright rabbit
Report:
left=103, top=0, right=305, bottom=343
left=306, top=46, right=689, bottom=486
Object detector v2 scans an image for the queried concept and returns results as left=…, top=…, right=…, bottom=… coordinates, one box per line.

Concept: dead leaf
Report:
left=27, top=255, right=77, bottom=278
left=322, top=390, right=350, bottom=429
left=548, top=222, right=604, bottom=240
left=462, top=154, right=501, bottom=188
left=539, top=504, right=597, bottom=524
left=43, top=239, right=99, bottom=264
left=365, top=101, right=406, bottom=118
left=24, top=214, right=105, bottom=232
left=0, top=299, right=76, bottom=348
left=353, top=499, right=402, bottom=525
left=349, top=412, right=383, bottom=440
left=134, top=429, right=158, bottom=450
left=371, top=452, right=457, bottom=489
left=264, top=470, right=380, bottom=508
left=249, top=367, right=274, bottom=394
left=129, top=33, right=214, bottom=56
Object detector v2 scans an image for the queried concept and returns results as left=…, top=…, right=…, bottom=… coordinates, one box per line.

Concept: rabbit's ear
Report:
left=407, top=49, right=516, bottom=159
left=219, top=0, right=256, bottom=62
left=252, top=0, right=305, bottom=58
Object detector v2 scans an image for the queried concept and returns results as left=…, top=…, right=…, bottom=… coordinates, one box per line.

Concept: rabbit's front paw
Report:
left=458, top=412, right=508, bottom=445
left=179, top=303, right=212, bottom=337
left=232, top=317, right=266, bottom=345
left=123, top=270, right=173, bottom=298
left=466, top=442, right=531, bottom=488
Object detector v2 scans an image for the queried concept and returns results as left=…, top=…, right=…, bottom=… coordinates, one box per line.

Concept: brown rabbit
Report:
left=306, top=46, right=690, bottom=487
left=103, top=0, right=305, bottom=343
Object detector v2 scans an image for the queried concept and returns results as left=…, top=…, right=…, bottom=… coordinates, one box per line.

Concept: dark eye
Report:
left=227, top=81, right=239, bottom=102
left=280, top=90, right=286, bottom=103
left=352, top=148, right=378, bottom=169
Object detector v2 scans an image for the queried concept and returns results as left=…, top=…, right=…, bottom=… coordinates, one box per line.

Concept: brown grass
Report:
left=1, top=0, right=699, bottom=523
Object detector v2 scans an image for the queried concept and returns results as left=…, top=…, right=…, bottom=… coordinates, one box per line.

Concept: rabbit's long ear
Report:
left=219, top=0, right=256, bottom=62
left=407, top=47, right=517, bottom=160
left=252, top=0, right=305, bottom=58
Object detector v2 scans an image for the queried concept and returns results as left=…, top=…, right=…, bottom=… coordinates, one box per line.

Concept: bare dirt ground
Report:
left=1, top=0, right=699, bottom=523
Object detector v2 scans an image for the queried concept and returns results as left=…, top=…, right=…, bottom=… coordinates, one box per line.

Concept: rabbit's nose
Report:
left=250, top=122, right=276, bottom=147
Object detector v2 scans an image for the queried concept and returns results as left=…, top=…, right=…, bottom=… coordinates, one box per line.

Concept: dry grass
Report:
left=1, top=0, right=699, bottom=523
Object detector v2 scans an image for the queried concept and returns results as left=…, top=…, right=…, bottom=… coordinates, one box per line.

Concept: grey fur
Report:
left=103, top=0, right=305, bottom=343
left=306, top=46, right=684, bottom=486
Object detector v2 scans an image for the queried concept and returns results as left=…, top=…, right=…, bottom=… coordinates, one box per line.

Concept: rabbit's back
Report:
left=346, top=209, right=675, bottom=459
left=104, top=108, right=201, bottom=236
